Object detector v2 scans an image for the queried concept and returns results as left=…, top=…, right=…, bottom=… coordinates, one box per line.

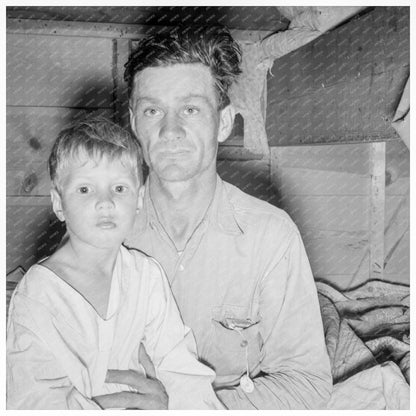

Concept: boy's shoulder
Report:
left=14, top=263, right=54, bottom=297
left=9, top=263, right=63, bottom=320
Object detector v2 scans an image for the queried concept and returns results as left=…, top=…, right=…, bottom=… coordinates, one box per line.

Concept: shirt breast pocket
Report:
left=211, top=304, right=263, bottom=380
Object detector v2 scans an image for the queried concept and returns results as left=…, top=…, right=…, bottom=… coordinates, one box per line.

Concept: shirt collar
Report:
left=135, top=175, right=244, bottom=236
left=209, top=175, right=244, bottom=236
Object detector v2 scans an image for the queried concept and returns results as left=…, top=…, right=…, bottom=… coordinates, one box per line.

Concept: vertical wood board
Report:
left=113, top=38, right=131, bottom=128
left=369, top=142, right=385, bottom=279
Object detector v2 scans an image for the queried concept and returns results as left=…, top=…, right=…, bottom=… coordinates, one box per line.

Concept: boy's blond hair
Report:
left=48, top=117, right=143, bottom=192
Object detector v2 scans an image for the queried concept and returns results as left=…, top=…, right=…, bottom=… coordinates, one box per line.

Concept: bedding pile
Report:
left=6, top=268, right=410, bottom=408
left=317, top=280, right=410, bottom=409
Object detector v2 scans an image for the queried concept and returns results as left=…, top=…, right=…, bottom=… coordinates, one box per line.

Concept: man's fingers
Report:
left=93, top=391, right=158, bottom=410
left=99, top=368, right=169, bottom=410
left=105, top=369, right=147, bottom=389
left=93, top=391, right=137, bottom=409
left=139, top=343, right=157, bottom=379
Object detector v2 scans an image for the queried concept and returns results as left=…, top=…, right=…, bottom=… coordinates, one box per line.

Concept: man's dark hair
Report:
left=124, top=26, right=242, bottom=109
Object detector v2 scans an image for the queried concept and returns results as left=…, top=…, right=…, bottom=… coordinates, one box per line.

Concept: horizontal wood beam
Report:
left=7, top=18, right=272, bottom=42
left=7, top=196, right=51, bottom=206
left=218, top=145, right=265, bottom=161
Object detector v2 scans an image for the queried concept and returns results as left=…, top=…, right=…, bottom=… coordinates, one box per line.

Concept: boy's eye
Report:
left=77, top=186, right=90, bottom=194
left=183, top=106, right=199, bottom=115
left=114, top=185, right=127, bottom=193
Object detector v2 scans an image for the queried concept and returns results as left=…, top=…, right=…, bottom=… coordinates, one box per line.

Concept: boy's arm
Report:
left=7, top=299, right=100, bottom=410
left=143, top=260, right=225, bottom=409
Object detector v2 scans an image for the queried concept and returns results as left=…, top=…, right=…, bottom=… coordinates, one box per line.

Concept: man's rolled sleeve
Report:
left=216, top=228, right=332, bottom=409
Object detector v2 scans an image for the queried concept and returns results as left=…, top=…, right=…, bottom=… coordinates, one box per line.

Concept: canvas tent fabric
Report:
left=230, top=6, right=366, bottom=154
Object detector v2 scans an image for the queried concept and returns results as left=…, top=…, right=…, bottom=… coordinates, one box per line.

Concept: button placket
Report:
left=98, top=319, right=114, bottom=352
left=173, top=219, right=208, bottom=277
left=233, top=326, right=255, bottom=393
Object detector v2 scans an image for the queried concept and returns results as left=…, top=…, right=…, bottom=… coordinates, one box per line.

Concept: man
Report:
left=123, top=26, right=332, bottom=409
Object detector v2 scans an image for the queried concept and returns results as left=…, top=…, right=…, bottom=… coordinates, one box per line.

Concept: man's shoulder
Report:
left=122, top=245, right=160, bottom=266
left=121, top=246, right=166, bottom=281
left=222, top=180, right=297, bottom=233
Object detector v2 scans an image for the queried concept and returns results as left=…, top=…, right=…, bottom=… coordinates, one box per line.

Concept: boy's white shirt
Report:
left=6, top=246, right=224, bottom=410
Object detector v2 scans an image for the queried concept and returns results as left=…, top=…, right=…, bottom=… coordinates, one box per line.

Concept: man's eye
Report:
left=144, top=107, right=162, bottom=117
left=114, top=185, right=127, bottom=193
left=78, top=186, right=90, bottom=194
left=184, top=106, right=199, bottom=115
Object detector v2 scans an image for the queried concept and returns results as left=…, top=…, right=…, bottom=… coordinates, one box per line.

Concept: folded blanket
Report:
left=326, top=361, right=409, bottom=410
left=317, top=279, right=410, bottom=384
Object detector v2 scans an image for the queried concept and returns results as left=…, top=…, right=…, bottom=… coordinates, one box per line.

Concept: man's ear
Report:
left=50, top=188, right=65, bottom=222
left=136, top=185, right=145, bottom=212
left=217, top=104, right=236, bottom=143
left=129, top=107, right=137, bottom=137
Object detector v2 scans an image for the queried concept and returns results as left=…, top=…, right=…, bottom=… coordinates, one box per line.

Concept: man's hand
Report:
left=93, top=344, right=168, bottom=409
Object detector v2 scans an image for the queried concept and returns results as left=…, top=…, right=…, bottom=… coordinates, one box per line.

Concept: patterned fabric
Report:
left=317, top=280, right=410, bottom=384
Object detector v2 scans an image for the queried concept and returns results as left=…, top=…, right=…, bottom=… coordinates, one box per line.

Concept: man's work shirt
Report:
left=125, top=176, right=332, bottom=409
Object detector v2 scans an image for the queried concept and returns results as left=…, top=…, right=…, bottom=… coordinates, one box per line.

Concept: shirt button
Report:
left=240, top=374, right=254, bottom=393
left=240, top=340, right=248, bottom=348
left=179, top=264, right=184, bottom=271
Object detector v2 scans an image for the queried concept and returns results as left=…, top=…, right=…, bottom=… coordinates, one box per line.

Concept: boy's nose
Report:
left=96, top=192, right=115, bottom=210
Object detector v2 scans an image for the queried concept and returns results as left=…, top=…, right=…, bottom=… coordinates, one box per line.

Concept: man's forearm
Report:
left=216, top=370, right=332, bottom=410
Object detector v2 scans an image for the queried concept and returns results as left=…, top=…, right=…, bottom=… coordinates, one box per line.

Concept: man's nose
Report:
left=159, top=113, right=185, bottom=141
left=96, top=190, right=115, bottom=210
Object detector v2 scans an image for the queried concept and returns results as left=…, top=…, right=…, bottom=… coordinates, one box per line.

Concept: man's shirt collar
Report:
left=136, top=175, right=244, bottom=236
left=209, top=175, right=244, bottom=236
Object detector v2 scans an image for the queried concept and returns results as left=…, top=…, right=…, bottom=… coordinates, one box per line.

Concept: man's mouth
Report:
left=160, top=148, right=190, bottom=156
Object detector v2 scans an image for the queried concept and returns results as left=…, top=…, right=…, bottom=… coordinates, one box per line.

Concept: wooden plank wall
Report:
left=384, top=140, right=409, bottom=284
left=270, top=141, right=409, bottom=290
left=6, top=19, right=268, bottom=273
left=267, top=7, right=410, bottom=289
left=6, top=31, right=116, bottom=271
left=6, top=10, right=409, bottom=290
left=271, top=144, right=370, bottom=289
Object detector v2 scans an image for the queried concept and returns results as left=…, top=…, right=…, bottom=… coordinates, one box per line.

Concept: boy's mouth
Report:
left=97, top=218, right=116, bottom=229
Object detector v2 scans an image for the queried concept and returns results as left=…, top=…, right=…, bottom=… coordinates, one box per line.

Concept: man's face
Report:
left=129, top=63, right=233, bottom=182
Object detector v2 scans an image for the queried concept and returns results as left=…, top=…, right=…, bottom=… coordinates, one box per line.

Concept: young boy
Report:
left=6, top=118, right=224, bottom=410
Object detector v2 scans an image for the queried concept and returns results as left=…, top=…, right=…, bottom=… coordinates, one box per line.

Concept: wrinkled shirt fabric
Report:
left=7, top=246, right=223, bottom=410
left=125, top=175, right=332, bottom=409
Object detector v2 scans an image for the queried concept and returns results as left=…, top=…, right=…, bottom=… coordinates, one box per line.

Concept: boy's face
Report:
left=51, top=155, right=143, bottom=250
